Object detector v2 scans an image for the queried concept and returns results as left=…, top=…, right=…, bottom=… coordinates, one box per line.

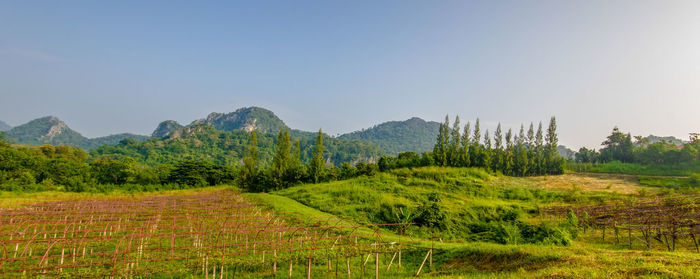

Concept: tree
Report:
left=449, top=116, right=461, bottom=166
left=460, top=122, right=471, bottom=167
left=600, top=127, right=634, bottom=163
left=309, top=129, right=325, bottom=183
left=271, top=129, right=292, bottom=190
left=493, top=123, right=504, bottom=172
left=241, top=131, right=259, bottom=191
left=90, top=156, right=137, bottom=185
left=504, top=128, right=514, bottom=175
left=483, top=130, right=492, bottom=170
left=470, top=118, right=482, bottom=167
left=534, top=122, right=544, bottom=175
left=575, top=147, right=599, bottom=163
left=433, top=115, right=450, bottom=166
left=527, top=123, right=535, bottom=148
left=545, top=117, right=561, bottom=173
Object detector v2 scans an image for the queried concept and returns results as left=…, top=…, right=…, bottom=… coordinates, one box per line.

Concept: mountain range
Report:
left=2, top=116, right=149, bottom=150
left=1, top=107, right=441, bottom=156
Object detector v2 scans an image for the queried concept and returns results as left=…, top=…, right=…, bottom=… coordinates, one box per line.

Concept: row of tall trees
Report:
left=432, top=116, right=564, bottom=176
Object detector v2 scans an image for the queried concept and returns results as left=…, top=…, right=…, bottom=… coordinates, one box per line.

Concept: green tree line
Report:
left=378, top=116, right=565, bottom=176
left=575, top=127, right=700, bottom=166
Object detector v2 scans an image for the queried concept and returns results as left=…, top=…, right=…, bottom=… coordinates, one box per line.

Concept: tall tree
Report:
left=309, top=129, right=325, bottom=183
left=483, top=129, right=492, bottom=170
left=527, top=123, right=535, bottom=148
left=271, top=128, right=292, bottom=190
left=504, top=128, right=514, bottom=175
left=493, top=123, right=504, bottom=172
left=535, top=122, right=545, bottom=175
left=460, top=122, right=471, bottom=167
left=433, top=115, right=450, bottom=166
left=494, top=124, right=503, bottom=150
left=449, top=116, right=461, bottom=166
left=545, top=117, right=564, bottom=174
left=470, top=118, right=482, bottom=167
left=241, top=131, right=259, bottom=191
left=545, top=117, right=558, bottom=172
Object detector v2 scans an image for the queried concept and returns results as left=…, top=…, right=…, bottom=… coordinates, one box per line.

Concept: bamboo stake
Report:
left=375, top=253, right=379, bottom=279
left=386, top=252, right=397, bottom=271
left=415, top=250, right=432, bottom=276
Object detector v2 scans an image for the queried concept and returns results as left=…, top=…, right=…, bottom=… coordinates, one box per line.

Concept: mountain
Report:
left=339, top=117, right=440, bottom=155
left=5, top=116, right=147, bottom=150
left=191, top=107, right=287, bottom=134
left=5, top=116, right=90, bottom=147
left=152, top=120, right=184, bottom=138
left=93, top=124, right=383, bottom=167
left=0, top=120, right=11, bottom=131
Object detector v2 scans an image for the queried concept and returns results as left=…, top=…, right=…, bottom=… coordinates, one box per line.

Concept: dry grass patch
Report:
left=523, top=173, right=647, bottom=194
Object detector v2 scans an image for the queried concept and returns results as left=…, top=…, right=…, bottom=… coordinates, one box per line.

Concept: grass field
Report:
left=1, top=168, right=698, bottom=278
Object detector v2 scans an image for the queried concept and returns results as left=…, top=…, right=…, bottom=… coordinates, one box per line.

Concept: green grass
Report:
left=638, top=175, right=700, bottom=190
left=571, top=161, right=700, bottom=176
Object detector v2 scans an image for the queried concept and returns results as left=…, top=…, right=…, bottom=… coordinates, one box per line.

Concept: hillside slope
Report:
left=339, top=117, right=440, bottom=155
left=5, top=116, right=147, bottom=150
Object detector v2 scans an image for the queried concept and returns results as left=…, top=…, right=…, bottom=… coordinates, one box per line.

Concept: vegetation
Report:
left=4, top=116, right=148, bottom=150
left=378, top=116, right=565, bottom=176
left=91, top=124, right=383, bottom=167
left=339, top=117, right=440, bottom=155
left=572, top=127, right=700, bottom=176
left=277, top=167, right=588, bottom=245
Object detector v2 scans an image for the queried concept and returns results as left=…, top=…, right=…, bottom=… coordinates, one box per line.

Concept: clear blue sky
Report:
left=1, top=1, right=699, bottom=149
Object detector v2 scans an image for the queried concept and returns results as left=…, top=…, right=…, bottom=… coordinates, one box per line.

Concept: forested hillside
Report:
left=92, top=124, right=383, bottom=167
left=4, top=116, right=148, bottom=150
left=339, top=117, right=439, bottom=155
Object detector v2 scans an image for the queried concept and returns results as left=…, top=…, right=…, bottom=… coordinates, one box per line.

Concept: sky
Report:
left=1, top=0, right=699, bottom=149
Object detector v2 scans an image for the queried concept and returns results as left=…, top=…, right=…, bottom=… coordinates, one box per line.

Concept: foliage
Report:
left=387, top=115, right=565, bottom=176
left=92, top=124, right=382, bottom=167
left=5, top=116, right=147, bottom=150
left=277, top=167, right=582, bottom=245
left=339, top=117, right=440, bottom=155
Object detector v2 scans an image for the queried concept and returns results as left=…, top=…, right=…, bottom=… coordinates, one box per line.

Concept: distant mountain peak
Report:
left=191, top=106, right=287, bottom=133
left=41, top=117, right=70, bottom=139
left=152, top=120, right=183, bottom=138
left=6, top=116, right=147, bottom=149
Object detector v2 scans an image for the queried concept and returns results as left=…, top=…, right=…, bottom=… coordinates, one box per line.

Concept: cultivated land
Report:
left=0, top=169, right=698, bottom=278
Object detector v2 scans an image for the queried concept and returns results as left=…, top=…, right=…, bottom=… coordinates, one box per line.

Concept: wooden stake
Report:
left=386, top=252, right=397, bottom=271
left=375, top=253, right=379, bottom=279
left=415, top=250, right=432, bottom=276
left=307, top=257, right=312, bottom=279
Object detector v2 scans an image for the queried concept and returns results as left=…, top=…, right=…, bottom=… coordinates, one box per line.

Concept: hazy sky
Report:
left=1, top=1, right=699, bottom=149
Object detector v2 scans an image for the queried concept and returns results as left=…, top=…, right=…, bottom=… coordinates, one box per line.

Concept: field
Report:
left=1, top=168, right=699, bottom=278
